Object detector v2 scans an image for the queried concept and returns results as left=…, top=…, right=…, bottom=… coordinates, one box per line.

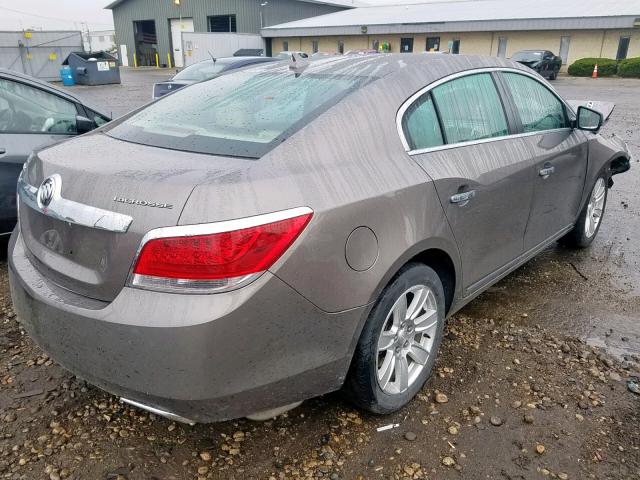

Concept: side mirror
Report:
left=76, top=115, right=95, bottom=134
left=576, top=106, right=603, bottom=133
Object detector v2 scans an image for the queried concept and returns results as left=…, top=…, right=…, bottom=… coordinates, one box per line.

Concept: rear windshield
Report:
left=512, top=51, right=543, bottom=62
left=173, top=61, right=227, bottom=82
left=107, top=68, right=366, bottom=158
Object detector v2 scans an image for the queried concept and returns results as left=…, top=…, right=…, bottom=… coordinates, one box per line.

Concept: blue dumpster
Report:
left=60, top=66, right=75, bottom=86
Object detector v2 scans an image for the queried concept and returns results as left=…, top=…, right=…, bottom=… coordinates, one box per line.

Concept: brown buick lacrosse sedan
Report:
left=8, top=54, right=630, bottom=423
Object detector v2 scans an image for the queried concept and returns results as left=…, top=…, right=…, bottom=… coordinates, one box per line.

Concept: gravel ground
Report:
left=0, top=71, right=638, bottom=480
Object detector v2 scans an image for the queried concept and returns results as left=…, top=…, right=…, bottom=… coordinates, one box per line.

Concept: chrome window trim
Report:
left=407, top=128, right=573, bottom=156
left=17, top=172, right=133, bottom=233
left=127, top=206, right=313, bottom=294
left=396, top=67, right=576, bottom=155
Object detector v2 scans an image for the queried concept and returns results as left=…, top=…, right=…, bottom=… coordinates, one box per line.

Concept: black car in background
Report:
left=511, top=50, right=563, bottom=80
left=152, top=56, right=279, bottom=99
left=0, top=68, right=109, bottom=238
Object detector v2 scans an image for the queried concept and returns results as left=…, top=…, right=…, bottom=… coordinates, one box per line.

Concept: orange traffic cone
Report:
left=592, top=64, right=598, bottom=79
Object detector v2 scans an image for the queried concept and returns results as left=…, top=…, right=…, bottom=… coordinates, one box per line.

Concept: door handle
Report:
left=0, top=148, right=6, bottom=155
left=539, top=164, right=555, bottom=178
left=450, top=190, right=476, bottom=205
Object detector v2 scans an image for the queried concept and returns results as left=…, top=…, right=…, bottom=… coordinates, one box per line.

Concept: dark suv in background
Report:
left=511, top=50, right=563, bottom=80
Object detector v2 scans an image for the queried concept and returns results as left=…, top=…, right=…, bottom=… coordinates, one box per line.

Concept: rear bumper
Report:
left=8, top=231, right=365, bottom=422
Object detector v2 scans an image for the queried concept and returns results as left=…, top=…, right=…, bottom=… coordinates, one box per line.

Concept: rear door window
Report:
left=402, top=93, right=444, bottom=150
left=502, top=72, right=568, bottom=133
left=431, top=73, right=509, bottom=144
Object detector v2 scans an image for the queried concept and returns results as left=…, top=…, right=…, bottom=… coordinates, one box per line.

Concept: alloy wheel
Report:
left=585, top=178, right=606, bottom=238
left=376, top=285, right=439, bottom=395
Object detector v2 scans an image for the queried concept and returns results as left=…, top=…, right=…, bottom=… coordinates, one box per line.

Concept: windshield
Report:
left=173, top=61, right=227, bottom=82
left=107, top=68, right=367, bottom=158
left=512, top=51, right=543, bottom=62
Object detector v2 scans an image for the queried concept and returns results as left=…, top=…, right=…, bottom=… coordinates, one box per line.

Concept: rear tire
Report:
left=343, top=263, right=446, bottom=414
left=559, top=175, right=608, bottom=248
left=0, top=236, right=8, bottom=261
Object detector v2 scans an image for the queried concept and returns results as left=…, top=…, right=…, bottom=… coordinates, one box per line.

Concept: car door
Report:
left=0, top=77, right=80, bottom=234
left=401, top=72, right=535, bottom=294
left=498, top=71, right=588, bottom=250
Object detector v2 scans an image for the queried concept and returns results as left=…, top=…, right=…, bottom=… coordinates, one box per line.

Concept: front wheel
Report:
left=560, top=176, right=608, bottom=248
left=343, top=263, right=446, bottom=414
left=549, top=67, right=559, bottom=80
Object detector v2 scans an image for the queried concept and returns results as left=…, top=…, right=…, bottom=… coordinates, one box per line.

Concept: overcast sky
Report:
left=0, top=0, right=452, bottom=32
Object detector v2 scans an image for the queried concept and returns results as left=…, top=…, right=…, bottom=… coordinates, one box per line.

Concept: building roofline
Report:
left=262, top=16, right=640, bottom=37
left=261, top=0, right=640, bottom=36
left=105, top=0, right=361, bottom=9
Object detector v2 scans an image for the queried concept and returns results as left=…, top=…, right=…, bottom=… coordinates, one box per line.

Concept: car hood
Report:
left=567, top=100, right=616, bottom=122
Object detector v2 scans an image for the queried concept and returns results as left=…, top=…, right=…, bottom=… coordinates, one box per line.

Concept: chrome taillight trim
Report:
left=17, top=172, right=133, bottom=233
left=130, top=272, right=262, bottom=295
left=127, top=206, right=313, bottom=294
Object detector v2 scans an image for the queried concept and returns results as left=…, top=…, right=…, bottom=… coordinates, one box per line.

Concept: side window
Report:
left=502, top=72, right=568, bottom=133
left=86, top=109, right=110, bottom=127
left=431, top=73, right=509, bottom=144
left=0, top=79, right=77, bottom=134
left=402, top=93, right=444, bottom=151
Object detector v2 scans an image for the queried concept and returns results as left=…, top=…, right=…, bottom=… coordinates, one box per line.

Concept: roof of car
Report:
left=0, top=68, right=81, bottom=101
left=0, top=67, right=107, bottom=115
left=255, top=53, right=530, bottom=82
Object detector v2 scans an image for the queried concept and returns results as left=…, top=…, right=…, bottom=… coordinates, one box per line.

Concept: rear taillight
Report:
left=129, top=207, right=312, bottom=294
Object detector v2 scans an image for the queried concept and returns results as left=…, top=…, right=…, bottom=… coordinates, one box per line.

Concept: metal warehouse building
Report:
left=106, top=0, right=358, bottom=67
left=262, top=0, right=640, bottom=70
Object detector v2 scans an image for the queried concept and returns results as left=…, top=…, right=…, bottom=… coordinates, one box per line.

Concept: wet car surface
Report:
left=0, top=71, right=637, bottom=480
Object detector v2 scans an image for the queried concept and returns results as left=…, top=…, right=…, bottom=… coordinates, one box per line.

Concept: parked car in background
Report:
left=311, top=52, right=341, bottom=59
left=275, top=51, right=309, bottom=61
left=345, top=49, right=379, bottom=56
left=8, top=55, right=630, bottom=424
left=0, top=68, right=109, bottom=237
left=511, top=50, right=563, bottom=79
left=233, top=49, right=264, bottom=57
left=152, top=56, right=279, bottom=99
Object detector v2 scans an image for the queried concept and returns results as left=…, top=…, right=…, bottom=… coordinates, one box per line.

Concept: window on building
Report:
left=502, top=73, right=568, bottom=133
left=312, top=40, right=319, bottom=54
left=450, top=39, right=460, bottom=54
left=99, top=35, right=105, bottom=42
left=282, top=41, right=289, bottom=52
left=426, top=37, right=440, bottom=52
left=616, top=36, right=631, bottom=60
left=559, top=36, right=571, bottom=64
left=497, top=36, right=507, bottom=58
left=400, top=38, right=414, bottom=53
left=431, top=73, right=508, bottom=144
left=208, top=15, right=237, bottom=33
left=402, top=92, right=444, bottom=151
left=338, top=40, right=344, bottom=54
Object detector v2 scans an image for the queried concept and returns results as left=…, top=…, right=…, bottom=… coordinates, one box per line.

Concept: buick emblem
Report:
left=37, top=175, right=60, bottom=209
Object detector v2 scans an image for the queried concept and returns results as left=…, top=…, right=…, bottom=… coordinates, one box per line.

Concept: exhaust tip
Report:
left=120, top=397, right=196, bottom=426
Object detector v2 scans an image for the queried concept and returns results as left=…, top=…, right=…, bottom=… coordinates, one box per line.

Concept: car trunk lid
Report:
left=17, top=132, right=252, bottom=302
